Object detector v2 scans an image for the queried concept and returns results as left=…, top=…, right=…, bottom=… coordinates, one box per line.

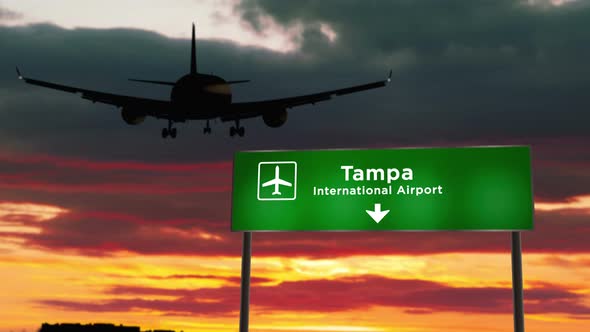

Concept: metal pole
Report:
left=239, top=232, right=252, bottom=332
left=511, top=231, right=525, bottom=332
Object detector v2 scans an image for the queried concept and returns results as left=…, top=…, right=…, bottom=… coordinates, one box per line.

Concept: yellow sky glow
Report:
left=0, top=196, right=589, bottom=331
left=1, top=240, right=589, bottom=332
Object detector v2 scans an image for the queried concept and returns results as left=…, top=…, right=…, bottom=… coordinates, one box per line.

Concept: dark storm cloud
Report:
left=235, top=0, right=590, bottom=138
left=237, top=0, right=590, bottom=57
left=38, top=275, right=590, bottom=317
left=2, top=0, right=590, bottom=160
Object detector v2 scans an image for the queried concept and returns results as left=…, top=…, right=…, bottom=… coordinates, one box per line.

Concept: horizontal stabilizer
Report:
left=129, top=78, right=175, bottom=86
left=226, top=80, right=250, bottom=84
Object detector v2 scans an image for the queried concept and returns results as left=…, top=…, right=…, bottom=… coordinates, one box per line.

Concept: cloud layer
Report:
left=38, top=275, right=590, bottom=318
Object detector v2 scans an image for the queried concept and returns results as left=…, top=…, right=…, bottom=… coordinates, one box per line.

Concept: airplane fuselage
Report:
left=170, top=73, right=231, bottom=119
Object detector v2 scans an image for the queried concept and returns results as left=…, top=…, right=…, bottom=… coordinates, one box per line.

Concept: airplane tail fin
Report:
left=191, top=23, right=197, bottom=74
left=128, top=78, right=175, bottom=86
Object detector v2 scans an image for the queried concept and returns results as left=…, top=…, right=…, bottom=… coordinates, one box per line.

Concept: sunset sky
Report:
left=1, top=1, right=590, bottom=332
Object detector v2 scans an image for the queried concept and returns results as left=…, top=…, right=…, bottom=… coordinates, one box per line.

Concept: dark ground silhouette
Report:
left=39, top=323, right=176, bottom=332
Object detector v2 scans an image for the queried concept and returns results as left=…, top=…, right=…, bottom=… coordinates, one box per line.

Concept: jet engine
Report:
left=121, top=107, right=146, bottom=125
left=262, top=109, right=288, bottom=128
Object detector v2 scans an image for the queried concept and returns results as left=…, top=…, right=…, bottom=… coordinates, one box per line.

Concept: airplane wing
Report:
left=16, top=67, right=170, bottom=118
left=220, top=70, right=391, bottom=122
left=262, top=179, right=277, bottom=187
left=276, top=179, right=292, bottom=187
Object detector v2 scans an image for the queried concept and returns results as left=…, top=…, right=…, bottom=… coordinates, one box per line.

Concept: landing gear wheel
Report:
left=162, top=128, right=169, bottom=138
left=230, top=120, right=243, bottom=137
left=204, top=120, right=212, bottom=135
left=170, top=128, right=177, bottom=138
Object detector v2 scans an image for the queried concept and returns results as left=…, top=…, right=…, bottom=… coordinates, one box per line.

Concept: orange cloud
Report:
left=36, top=276, right=590, bottom=317
left=536, top=195, right=590, bottom=212
left=0, top=201, right=68, bottom=235
left=0, top=202, right=68, bottom=222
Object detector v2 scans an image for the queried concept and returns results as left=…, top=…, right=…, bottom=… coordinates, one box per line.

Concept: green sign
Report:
left=231, top=146, right=533, bottom=231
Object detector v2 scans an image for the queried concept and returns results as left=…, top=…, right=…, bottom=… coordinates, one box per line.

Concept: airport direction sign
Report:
left=231, top=146, right=533, bottom=231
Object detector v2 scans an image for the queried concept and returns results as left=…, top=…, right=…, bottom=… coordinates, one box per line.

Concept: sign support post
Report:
left=239, top=232, right=252, bottom=332
left=511, top=231, right=525, bottom=332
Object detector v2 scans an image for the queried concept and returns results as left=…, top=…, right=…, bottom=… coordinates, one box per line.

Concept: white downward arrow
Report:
left=366, top=203, right=390, bottom=223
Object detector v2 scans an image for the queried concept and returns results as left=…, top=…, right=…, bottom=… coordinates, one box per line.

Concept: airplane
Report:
left=16, top=23, right=391, bottom=139
left=262, top=165, right=292, bottom=195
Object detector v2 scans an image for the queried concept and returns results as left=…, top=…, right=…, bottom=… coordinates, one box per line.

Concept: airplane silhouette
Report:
left=16, top=23, right=391, bottom=139
left=262, top=165, right=292, bottom=195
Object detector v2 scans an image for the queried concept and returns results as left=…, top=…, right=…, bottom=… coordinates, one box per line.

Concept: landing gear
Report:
left=162, top=120, right=177, bottom=139
left=203, top=120, right=212, bottom=134
left=230, top=120, right=245, bottom=137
